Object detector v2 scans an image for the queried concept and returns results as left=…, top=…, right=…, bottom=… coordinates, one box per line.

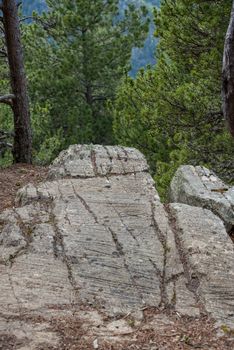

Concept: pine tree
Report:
left=24, top=0, right=149, bottom=160
left=0, top=0, right=32, bottom=163
left=113, top=0, right=234, bottom=198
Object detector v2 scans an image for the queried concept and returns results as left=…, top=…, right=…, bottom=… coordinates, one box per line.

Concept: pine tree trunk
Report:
left=2, top=0, right=32, bottom=163
left=222, top=0, right=234, bottom=137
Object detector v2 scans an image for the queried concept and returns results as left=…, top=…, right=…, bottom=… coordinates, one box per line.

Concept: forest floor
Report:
left=0, top=163, right=48, bottom=212
left=38, top=308, right=234, bottom=350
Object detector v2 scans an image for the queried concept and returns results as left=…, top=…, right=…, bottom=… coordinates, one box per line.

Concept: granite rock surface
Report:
left=170, top=165, right=234, bottom=232
left=0, top=145, right=233, bottom=349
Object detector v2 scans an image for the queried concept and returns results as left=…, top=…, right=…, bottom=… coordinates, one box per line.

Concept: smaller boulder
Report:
left=170, top=165, right=234, bottom=232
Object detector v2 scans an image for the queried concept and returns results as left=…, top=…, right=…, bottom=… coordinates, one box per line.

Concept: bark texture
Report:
left=222, top=1, right=234, bottom=137
left=2, top=0, right=32, bottom=163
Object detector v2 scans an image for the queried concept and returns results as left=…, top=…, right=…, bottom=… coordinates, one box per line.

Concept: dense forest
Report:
left=22, top=0, right=160, bottom=14
left=22, top=0, right=160, bottom=75
left=114, top=0, right=234, bottom=196
left=0, top=0, right=233, bottom=199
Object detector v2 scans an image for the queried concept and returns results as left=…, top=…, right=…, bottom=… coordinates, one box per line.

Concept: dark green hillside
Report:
left=23, top=0, right=46, bottom=15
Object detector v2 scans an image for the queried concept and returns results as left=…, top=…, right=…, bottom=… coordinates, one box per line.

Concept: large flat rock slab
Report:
left=170, top=165, right=234, bottom=232
left=0, top=146, right=234, bottom=348
left=14, top=174, right=167, bottom=314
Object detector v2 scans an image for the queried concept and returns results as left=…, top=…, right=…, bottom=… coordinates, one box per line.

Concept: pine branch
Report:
left=0, top=93, right=15, bottom=105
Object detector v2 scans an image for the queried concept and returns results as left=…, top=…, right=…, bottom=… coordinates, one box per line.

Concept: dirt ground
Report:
left=25, top=308, right=234, bottom=350
left=0, top=163, right=48, bottom=212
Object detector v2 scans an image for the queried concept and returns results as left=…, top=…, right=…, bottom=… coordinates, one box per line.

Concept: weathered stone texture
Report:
left=168, top=203, right=234, bottom=327
left=48, top=144, right=149, bottom=179
left=170, top=165, right=234, bottom=231
left=0, top=145, right=234, bottom=348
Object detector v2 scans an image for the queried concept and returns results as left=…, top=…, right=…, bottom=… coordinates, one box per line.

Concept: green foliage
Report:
left=113, top=0, right=234, bottom=200
left=0, top=150, right=13, bottom=168
left=0, top=45, right=12, bottom=133
left=0, top=63, right=14, bottom=166
left=22, top=0, right=159, bottom=76
left=31, top=102, right=64, bottom=164
left=23, top=0, right=149, bottom=157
